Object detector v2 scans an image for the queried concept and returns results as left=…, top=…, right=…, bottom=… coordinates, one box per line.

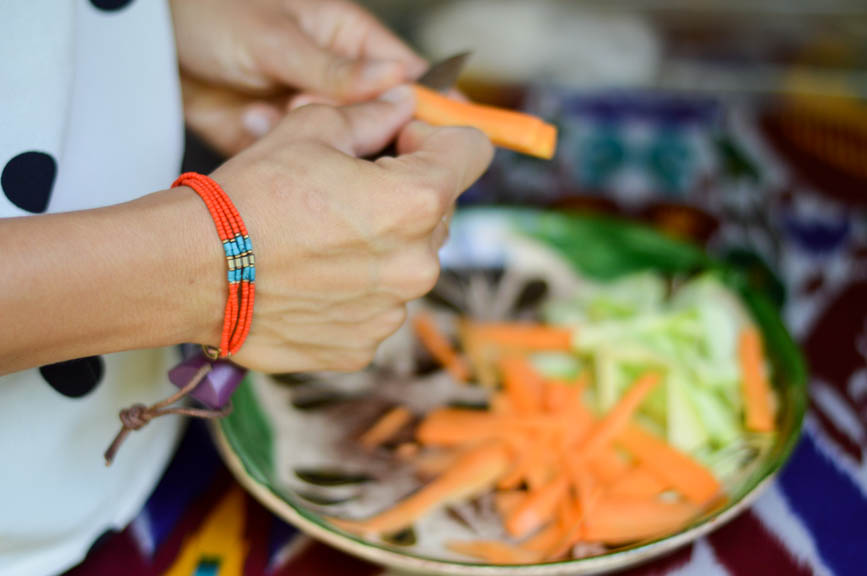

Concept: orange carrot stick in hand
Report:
left=521, top=522, right=564, bottom=554
left=412, top=312, right=469, bottom=383
left=415, top=410, right=506, bottom=446
left=412, top=85, right=558, bottom=160
left=544, top=490, right=585, bottom=560
left=738, top=327, right=775, bottom=432
left=494, top=490, right=526, bottom=519
left=587, top=449, right=632, bottom=486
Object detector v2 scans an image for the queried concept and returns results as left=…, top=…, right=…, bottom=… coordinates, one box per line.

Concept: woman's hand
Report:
left=0, top=90, right=491, bottom=375
left=171, top=0, right=427, bottom=156
left=190, top=89, right=492, bottom=374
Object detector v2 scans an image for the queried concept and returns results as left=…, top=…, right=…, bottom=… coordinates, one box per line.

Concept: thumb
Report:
left=256, top=19, right=407, bottom=101
left=278, top=85, right=416, bottom=157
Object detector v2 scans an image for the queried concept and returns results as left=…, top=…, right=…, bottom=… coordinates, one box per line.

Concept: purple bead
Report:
left=168, top=353, right=246, bottom=409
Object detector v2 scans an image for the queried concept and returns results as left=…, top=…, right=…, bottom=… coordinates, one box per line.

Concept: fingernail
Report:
left=288, top=94, right=315, bottom=111
left=242, top=108, right=274, bottom=137
left=363, top=60, right=403, bottom=86
left=378, top=84, right=413, bottom=105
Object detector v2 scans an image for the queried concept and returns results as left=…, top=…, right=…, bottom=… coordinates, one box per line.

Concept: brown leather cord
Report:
left=104, top=363, right=233, bottom=465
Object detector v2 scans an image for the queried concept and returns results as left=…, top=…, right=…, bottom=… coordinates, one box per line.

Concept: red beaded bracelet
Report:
left=172, top=172, right=256, bottom=358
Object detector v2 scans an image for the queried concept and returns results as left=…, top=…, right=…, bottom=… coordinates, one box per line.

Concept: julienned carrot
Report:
left=607, top=466, right=667, bottom=498
left=618, top=424, right=720, bottom=505
left=331, top=442, right=510, bottom=535
left=459, top=321, right=498, bottom=388
left=412, top=84, right=558, bottom=160
left=494, top=490, right=525, bottom=519
left=415, top=409, right=566, bottom=447
left=412, top=312, right=470, bottom=382
left=583, top=496, right=700, bottom=544
left=587, top=449, right=632, bottom=485
left=415, top=409, right=506, bottom=446
left=413, top=449, right=459, bottom=478
left=505, top=473, right=570, bottom=538
left=467, top=322, right=575, bottom=351
left=497, top=442, right=536, bottom=490
left=447, top=540, right=542, bottom=565
left=395, top=443, right=419, bottom=459
left=544, top=376, right=586, bottom=414
left=521, top=521, right=563, bottom=553
left=738, top=327, right=775, bottom=432
left=359, top=406, right=413, bottom=450
left=573, top=465, right=599, bottom=523
left=499, top=355, right=544, bottom=414
left=577, top=372, right=661, bottom=460
left=545, top=491, right=584, bottom=560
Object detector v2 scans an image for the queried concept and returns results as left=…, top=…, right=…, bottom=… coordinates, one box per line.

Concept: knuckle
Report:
left=356, top=306, right=407, bottom=341
left=377, top=306, right=408, bottom=337
left=322, top=57, right=355, bottom=97
left=296, top=104, right=348, bottom=135
left=403, top=257, right=441, bottom=298
left=340, top=348, right=376, bottom=372
left=406, top=186, right=445, bottom=229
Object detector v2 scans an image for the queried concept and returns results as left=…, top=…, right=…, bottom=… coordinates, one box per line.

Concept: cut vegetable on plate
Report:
left=216, top=209, right=806, bottom=574
left=329, top=269, right=772, bottom=562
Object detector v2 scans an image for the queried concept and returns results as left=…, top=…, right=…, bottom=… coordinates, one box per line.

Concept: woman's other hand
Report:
left=171, top=0, right=427, bottom=156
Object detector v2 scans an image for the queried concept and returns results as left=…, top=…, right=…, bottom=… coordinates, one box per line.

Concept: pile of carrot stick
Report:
left=330, top=310, right=777, bottom=564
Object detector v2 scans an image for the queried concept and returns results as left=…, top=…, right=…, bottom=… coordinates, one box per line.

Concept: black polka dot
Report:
left=89, top=0, right=134, bottom=11
left=39, top=356, right=105, bottom=399
left=2, top=151, right=57, bottom=213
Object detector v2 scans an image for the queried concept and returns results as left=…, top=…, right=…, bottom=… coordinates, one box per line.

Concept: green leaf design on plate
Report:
left=290, top=391, right=350, bottom=411
left=220, top=374, right=273, bottom=485
left=296, top=491, right=360, bottom=506
left=270, top=373, right=316, bottom=386
left=511, top=210, right=710, bottom=280
left=383, top=527, right=418, bottom=547
left=294, top=468, right=373, bottom=487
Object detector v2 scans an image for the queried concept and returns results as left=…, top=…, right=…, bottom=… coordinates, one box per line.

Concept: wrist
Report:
left=129, top=187, right=225, bottom=348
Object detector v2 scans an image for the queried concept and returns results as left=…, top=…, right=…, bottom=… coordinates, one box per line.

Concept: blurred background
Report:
left=183, top=0, right=867, bottom=329
left=330, top=2, right=867, bottom=316
left=366, top=0, right=867, bottom=98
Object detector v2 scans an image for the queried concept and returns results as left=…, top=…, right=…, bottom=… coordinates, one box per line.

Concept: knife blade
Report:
left=416, top=51, right=472, bottom=93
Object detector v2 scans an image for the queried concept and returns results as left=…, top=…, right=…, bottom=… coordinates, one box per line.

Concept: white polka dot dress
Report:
left=0, top=1, right=186, bottom=575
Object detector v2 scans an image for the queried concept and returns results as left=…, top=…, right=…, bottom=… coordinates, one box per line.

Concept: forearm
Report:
left=0, top=188, right=223, bottom=374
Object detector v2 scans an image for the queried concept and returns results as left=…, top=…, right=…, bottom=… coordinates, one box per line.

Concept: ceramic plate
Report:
left=213, top=209, right=807, bottom=575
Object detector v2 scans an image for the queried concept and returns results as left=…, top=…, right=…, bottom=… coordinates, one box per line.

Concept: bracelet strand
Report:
left=172, top=172, right=256, bottom=358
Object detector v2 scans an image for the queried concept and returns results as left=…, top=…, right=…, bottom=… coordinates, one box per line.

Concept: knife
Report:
left=416, top=51, right=473, bottom=93
left=412, top=53, right=557, bottom=160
